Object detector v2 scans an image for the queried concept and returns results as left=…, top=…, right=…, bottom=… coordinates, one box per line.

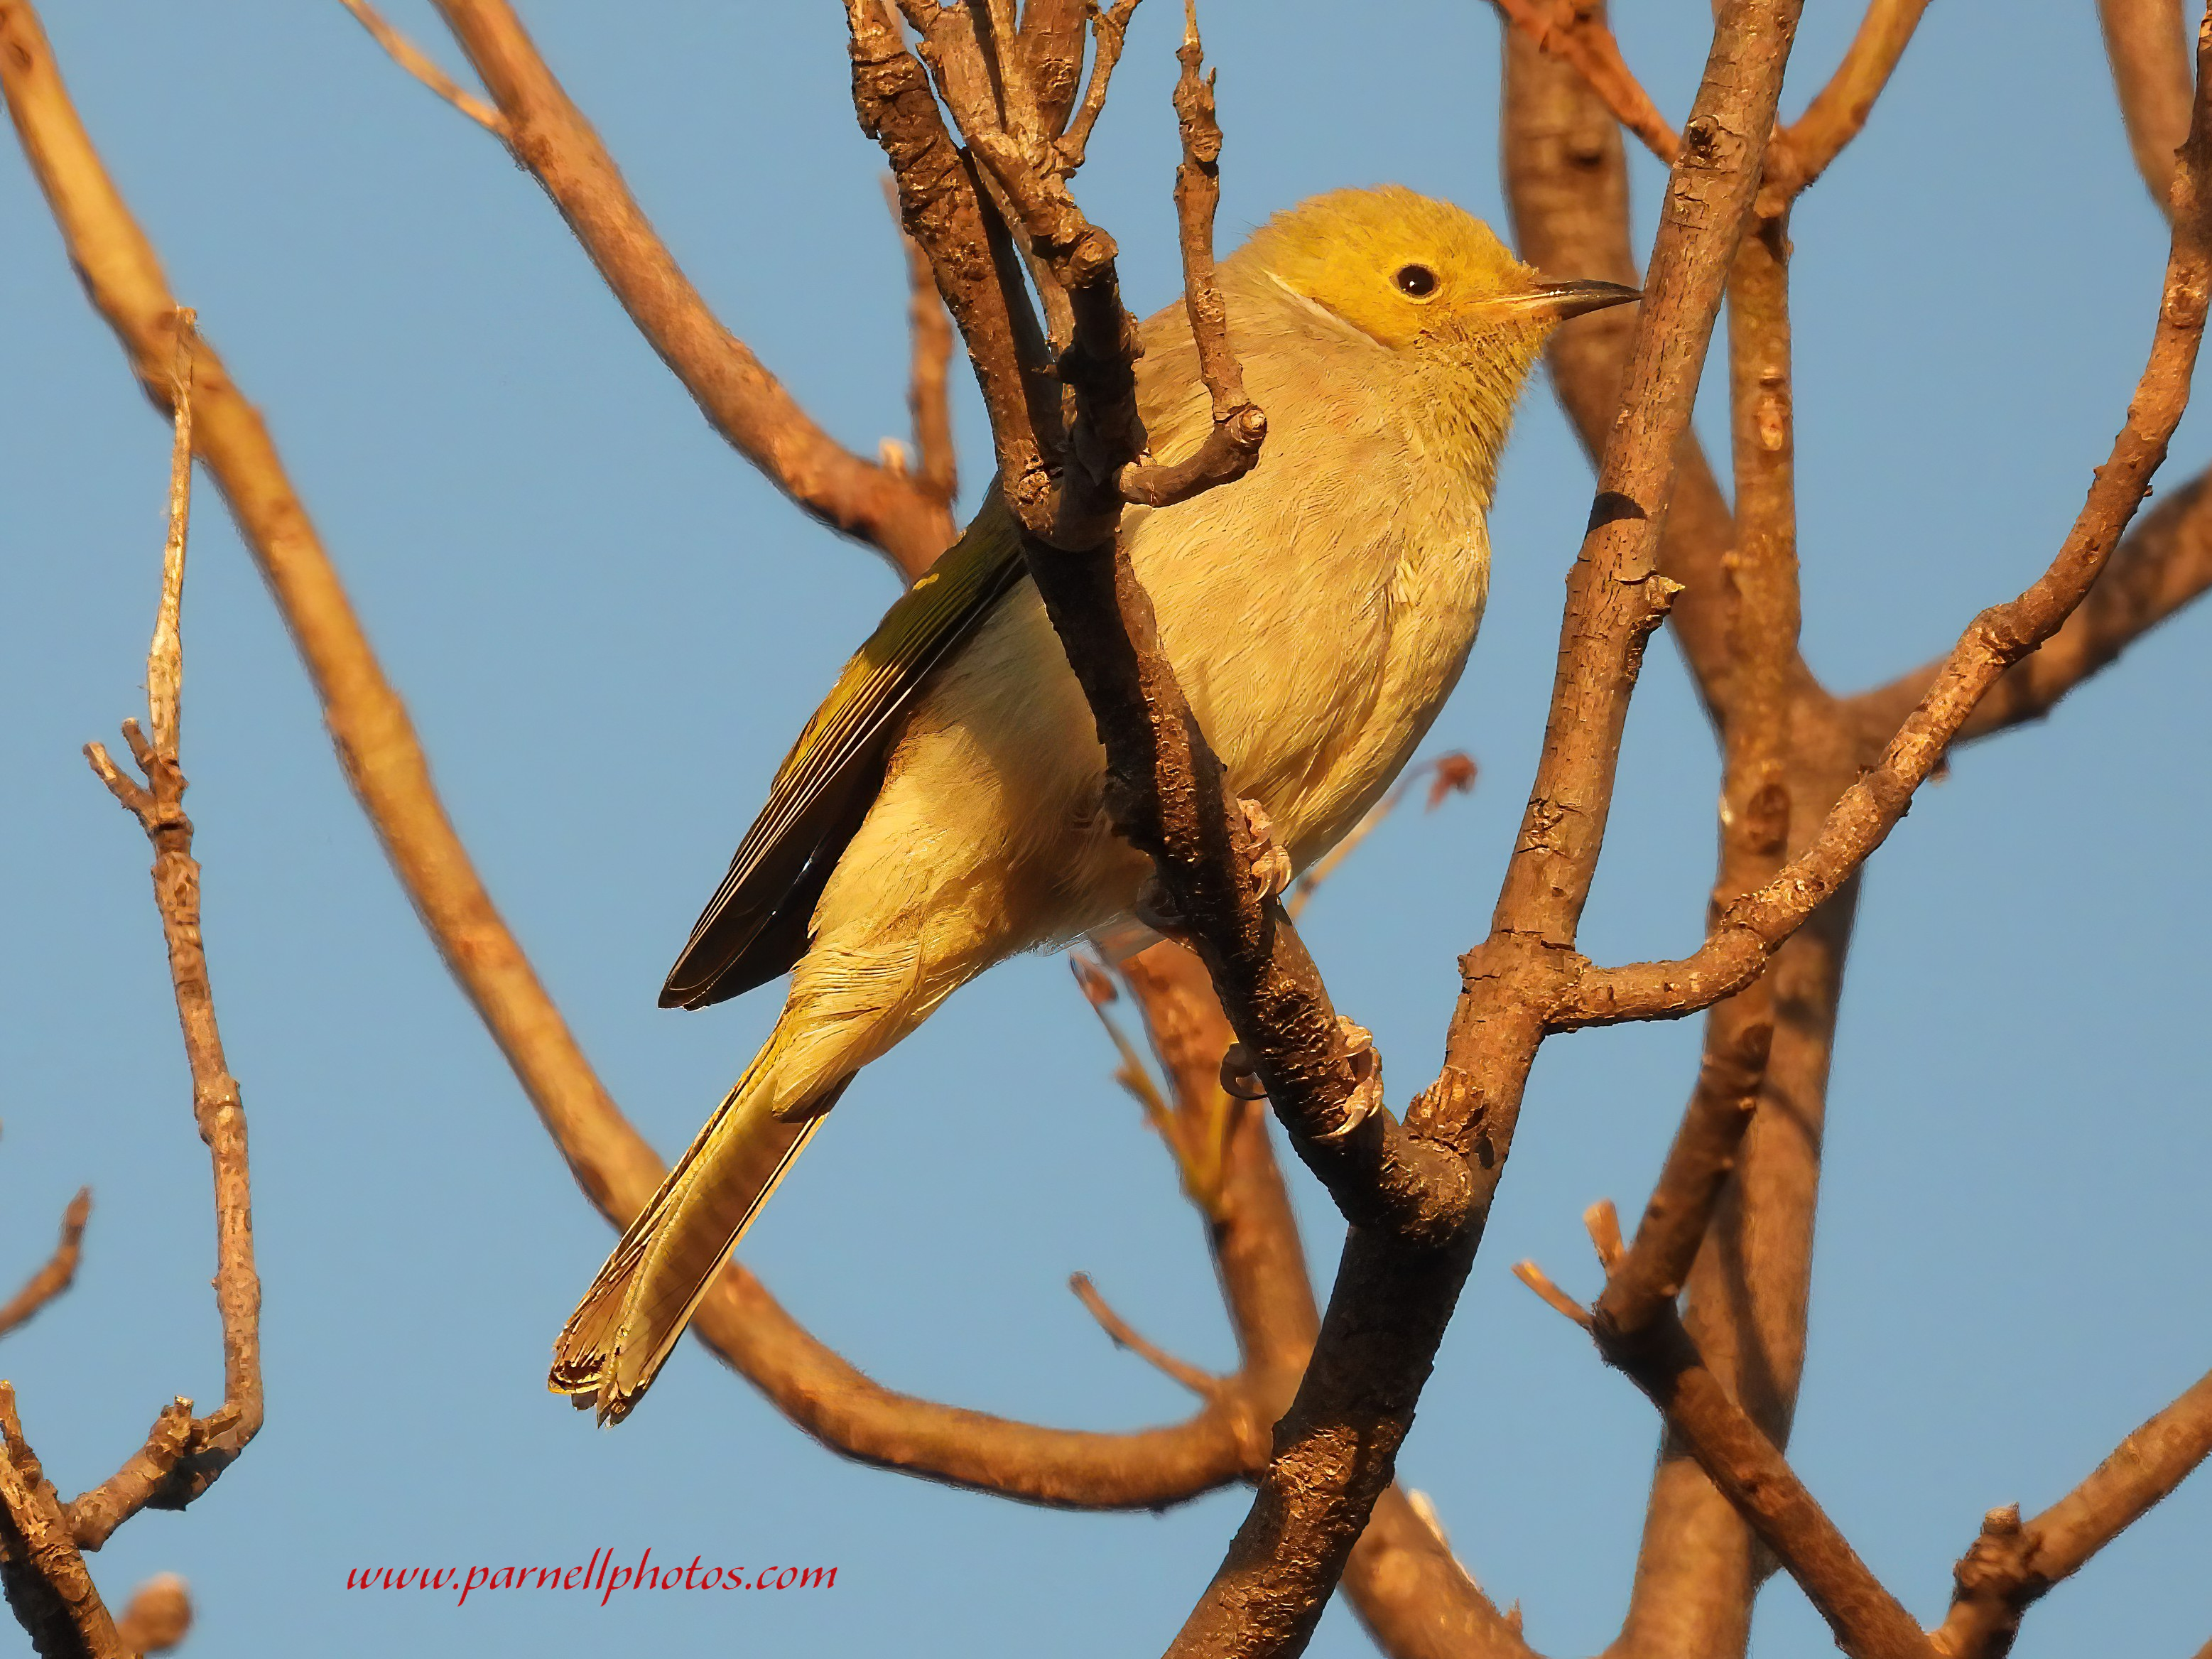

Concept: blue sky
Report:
left=1, top=3, right=2207, bottom=1655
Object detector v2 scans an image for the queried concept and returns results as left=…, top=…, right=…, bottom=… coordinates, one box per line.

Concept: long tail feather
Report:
left=549, top=1038, right=848, bottom=1423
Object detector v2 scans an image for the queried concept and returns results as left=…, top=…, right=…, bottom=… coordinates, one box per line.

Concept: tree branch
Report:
left=1057, top=0, right=1142, bottom=173
left=883, top=180, right=960, bottom=538
left=380, top=0, right=956, bottom=578
left=0, top=1194, right=90, bottom=1344
left=1499, top=14, right=1758, bottom=723
left=61, top=308, right=265, bottom=1540
left=1843, top=463, right=2212, bottom=744
left=1933, top=1367, right=2212, bottom=1658
left=1117, top=6, right=1266, bottom=509
left=1490, top=0, right=1680, bottom=163
left=335, top=0, right=508, bottom=137
left=1770, top=0, right=1934, bottom=195
left=1156, top=8, right=1808, bottom=1655
left=1070, top=1273, right=1220, bottom=1398
left=0, top=0, right=1287, bottom=1517
left=1105, top=941, right=1536, bottom=1659
left=1561, top=19, right=2212, bottom=1026
left=2099, top=0, right=2196, bottom=213
left=0, top=1387, right=126, bottom=1659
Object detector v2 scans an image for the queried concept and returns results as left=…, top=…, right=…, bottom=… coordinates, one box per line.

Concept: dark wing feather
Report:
left=659, top=500, right=1028, bottom=1009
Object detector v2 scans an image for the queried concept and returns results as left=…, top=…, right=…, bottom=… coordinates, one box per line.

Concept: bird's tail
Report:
left=548, top=1025, right=850, bottom=1424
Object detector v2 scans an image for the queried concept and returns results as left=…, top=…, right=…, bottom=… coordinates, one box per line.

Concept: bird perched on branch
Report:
left=551, top=185, right=1637, bottom=1422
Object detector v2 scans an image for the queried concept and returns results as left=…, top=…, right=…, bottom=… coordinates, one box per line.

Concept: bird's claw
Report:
left=1308, top=1018, right=1382, bottom=1146
left=1237, top=799, right=1294, bottom=904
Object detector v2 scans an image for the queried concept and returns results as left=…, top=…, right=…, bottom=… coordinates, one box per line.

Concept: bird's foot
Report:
left=1237, top=798, right=1294, bottom=904
left=1309, top=1018, right=1383, bottom=1146
left=1220, top=1042, right=1268, bottom=1100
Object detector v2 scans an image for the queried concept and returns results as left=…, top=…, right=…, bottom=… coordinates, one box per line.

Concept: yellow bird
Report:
left=551, top=185, right=1637, bottom=1422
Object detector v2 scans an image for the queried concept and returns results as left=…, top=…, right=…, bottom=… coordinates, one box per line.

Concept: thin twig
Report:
left=1119, top=3, right=1266, bottom=508
left=1511, top=1260, right=1593, bottom=1328
left=146, top=311, right=193, bottom=761
left=884, top=180, right=960, bottom=530
left=0, top=1191, right=91, bottom=1342
left=1057, top=0, right=1142, bottom=173
left=63, top=303, right=265, bottom=1541
left=335, top=0, right=509, bottom=137
left=1068, top=1273, right=1220, bottom=1397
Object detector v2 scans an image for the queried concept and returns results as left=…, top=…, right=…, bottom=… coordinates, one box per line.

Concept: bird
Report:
left=550, top=184, right=1638, bottom=1422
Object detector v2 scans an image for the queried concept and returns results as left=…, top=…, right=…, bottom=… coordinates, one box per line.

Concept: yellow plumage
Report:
left=551, top=185, right=1637, bottom=1422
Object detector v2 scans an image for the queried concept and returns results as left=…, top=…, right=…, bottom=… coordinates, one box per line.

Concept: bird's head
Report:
left=1230, top=185, right=1637, bottom=487
left=1240, top=184, right=1639, bottom=361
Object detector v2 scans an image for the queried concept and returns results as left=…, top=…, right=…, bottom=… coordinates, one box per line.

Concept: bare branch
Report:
left=146, top=313, right=193, bottom=761
left=852, top=0, right=1059, bottom=524
left=1489, top=0, right=1680, bottom=163
left=1160, top=6, right=1809, bottom=1653
left=1934, top=1368, right=2212, bottom=1658
left=1844, top=463, right=2212, bottom=743
left=0, top=1193, right=90, bottom=1343
left=1498, top=13, right=1758, bottom=723
left=1107, top=942, right=1534, bottom=1658
left=1068, top=1273, right=1220, bottom=1397
left=2099, top=0, right=2196, bottom=212
left=1118, top=6, right=1266, bottom=508
left=1560, top=187, right=2212, bottom=1025
left=1057, top=0, right=1142, bottom=173
left=1591, top=1017, right=1772, bottom=1341
left=1, top=0, right=1269, bottom=1515
left=65, top=1401, right=192, bottom=1552
left=1344, top=1486, right=1539, bottom=1659
left=335, top=0, right=509, bottom=137
left=1511, top=1260, right=1593, bottom=1328
left=400, top=0, right=953, bottom=578
left=1561, top=11, right=2212, bottom=1027
left=1594, top=1309, right=1937, bottom=1659
left=1772, top=0, right=1935, bottom=195
left=36, top=294, right=266, bottom=1546
left=881, top=178, right=960, bottom=538
left=1017, top=0, right=1089, bottom=138
left=0, top=1386, right=127, bottom=1659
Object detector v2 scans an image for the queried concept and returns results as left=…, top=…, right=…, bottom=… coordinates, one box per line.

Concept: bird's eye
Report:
left=1394, top=264, right=1438, bottom=298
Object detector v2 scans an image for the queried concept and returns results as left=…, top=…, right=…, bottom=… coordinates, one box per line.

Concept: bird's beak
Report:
left=1507, top=278, right=1644, bottom=322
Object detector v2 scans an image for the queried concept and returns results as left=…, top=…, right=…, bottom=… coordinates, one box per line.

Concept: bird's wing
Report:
left=660, top=496, right=1030, bottom=1009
